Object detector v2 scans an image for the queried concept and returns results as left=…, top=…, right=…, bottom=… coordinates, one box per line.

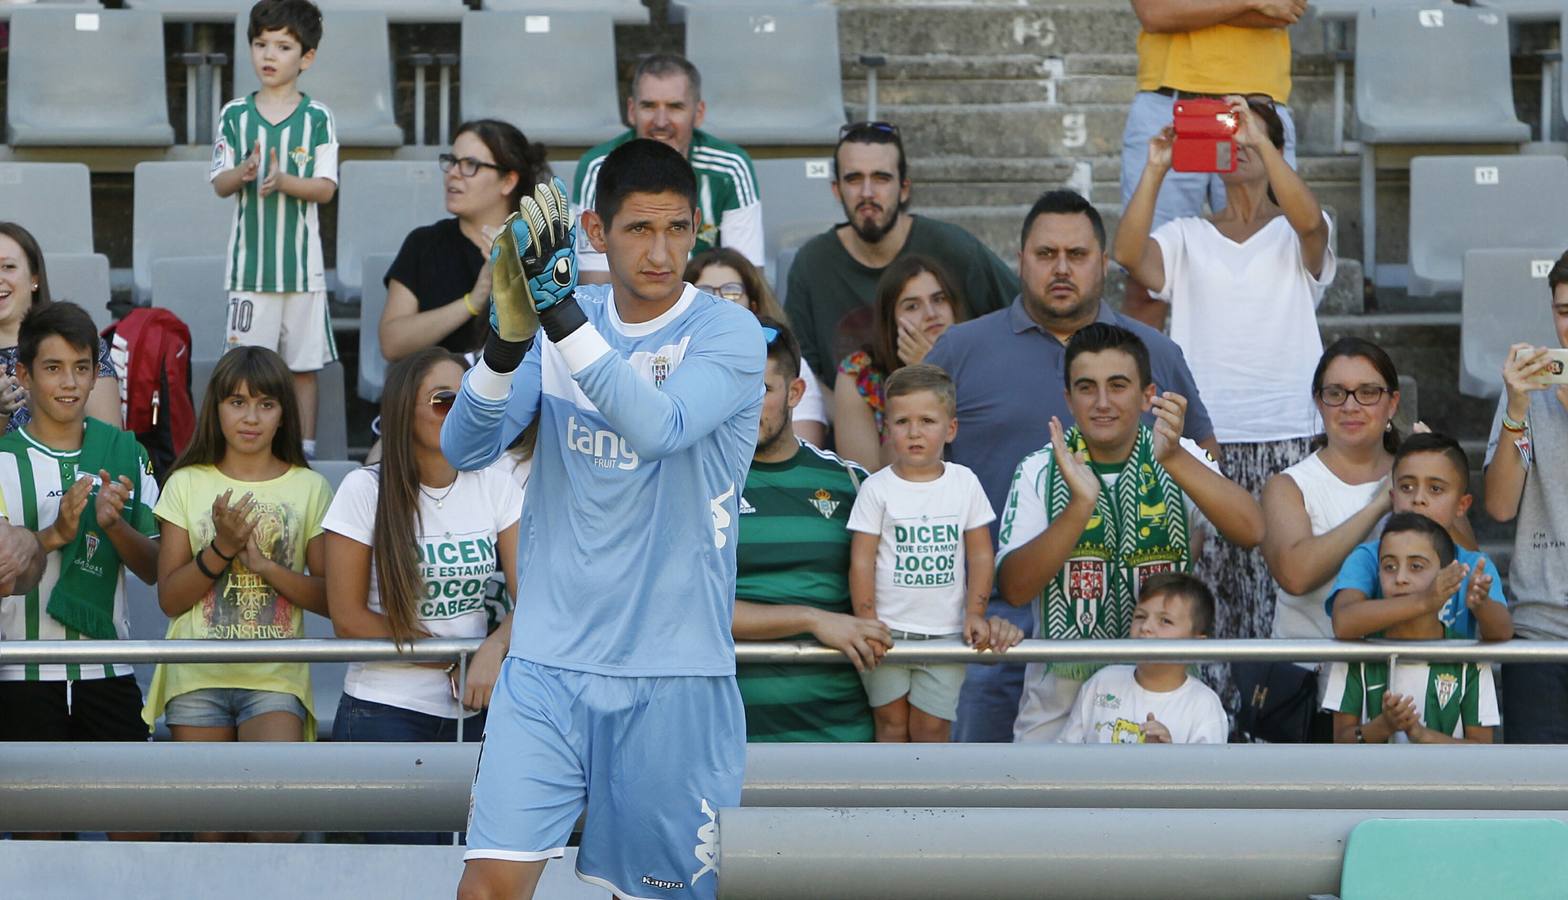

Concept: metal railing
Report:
left=3, top=637, right=1566, bottom=666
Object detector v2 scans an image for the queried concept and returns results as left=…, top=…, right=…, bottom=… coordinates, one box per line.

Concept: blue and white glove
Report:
left=485, top=177, right=585, bottom=368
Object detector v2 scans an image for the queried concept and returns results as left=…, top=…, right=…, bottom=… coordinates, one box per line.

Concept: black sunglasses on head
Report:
left=838, top=121, right=901, bottom=143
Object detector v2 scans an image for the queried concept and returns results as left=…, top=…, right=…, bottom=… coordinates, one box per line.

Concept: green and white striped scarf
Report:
left=1042, top=425, right=1191, bottom=680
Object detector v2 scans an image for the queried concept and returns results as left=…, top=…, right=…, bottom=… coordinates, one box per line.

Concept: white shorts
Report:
left=1012, top=664, right=1086, bottom=743
left=225, top=290, right=337, bottom=372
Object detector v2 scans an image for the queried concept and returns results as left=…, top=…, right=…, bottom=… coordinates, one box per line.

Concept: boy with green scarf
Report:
left=997, top=323, right=1264, bottom=743
left=0, top=302, right=160, bottom=750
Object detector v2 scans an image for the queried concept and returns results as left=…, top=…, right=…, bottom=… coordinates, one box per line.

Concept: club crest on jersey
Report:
left=84, top=533, right=100, bottom=562
left=1067, top=558, right=1106, bottom=633
left=1435, top=672, right=1459, bottom=709
left=289, top=146, right=311, bottom=170
left=809, top=488, right=839, bottom=519
left=651, top=354, right=671, bottom=387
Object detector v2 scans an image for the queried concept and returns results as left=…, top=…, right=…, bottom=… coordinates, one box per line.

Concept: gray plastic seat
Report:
left=0, top=163, right=94, bottom=254
left=45, top=253, right=114, bottom=331
left=315, top=361, right=351, bottom=461
left=0, top=0, right=101, bottom=23
left=357, top=253, right=397, bottom=403
left=151, top=256, right=231, bottom=361
left=335, top=160, right=449, bottom=301
left=752, top=157, right=839, bottom=273
left=123, top=0, right=240, bottom=22
left=459, top=11, right=625, bottom=147
left=684, top=5, right=846, bottom=144
left=1460, top=248, right=1565, bottom=397
left=775, top=245, right=800, bottom=305
left=133, top=162, right=236, bottom=303
left=309, top=458, right=362, bottom=492
left=1408, top=155, right=1568, bottom=296
left=5, top=9, right=175, bottom=146
left=190, top=357, right=219, bottom=410
left=232, top=11, right=403, bottom=148
left=317, top=0, right=467, bottom=22
left=482, top=0, right=649, bottom=24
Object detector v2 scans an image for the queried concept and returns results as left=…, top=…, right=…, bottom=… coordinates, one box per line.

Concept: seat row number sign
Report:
left=1475, top=166, right=1499, bottom=185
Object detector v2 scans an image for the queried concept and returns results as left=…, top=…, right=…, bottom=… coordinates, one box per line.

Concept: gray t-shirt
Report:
left=1486, top=390, right=1568, bottom=639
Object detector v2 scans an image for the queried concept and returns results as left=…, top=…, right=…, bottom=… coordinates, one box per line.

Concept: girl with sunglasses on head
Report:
left=379, top=120, right=551, bottom=364
left=143, top=347, right=331, bottom=838
left=685, top=248, right=829, bottom=446
left=323, top=349, right=519, bottom=833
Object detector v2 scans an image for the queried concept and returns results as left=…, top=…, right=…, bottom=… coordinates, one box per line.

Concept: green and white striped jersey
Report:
left=0, top=428, right=159, bottom=682
left=211, top=93, right=338, bottom=292
left=1322, top=659, right=1500, bottom=741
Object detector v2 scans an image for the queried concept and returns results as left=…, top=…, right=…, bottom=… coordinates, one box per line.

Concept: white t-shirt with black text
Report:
left=846, top=462, right=995, bottom=635
left=1059, top=664, right=1228, bottom=744
left=323, top=464, right=521, bottom=718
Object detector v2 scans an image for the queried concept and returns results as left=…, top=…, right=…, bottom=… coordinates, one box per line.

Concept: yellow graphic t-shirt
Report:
left=143, top=464, right=332, bottom=736
left=1137, top=26, right=1291, bottom=102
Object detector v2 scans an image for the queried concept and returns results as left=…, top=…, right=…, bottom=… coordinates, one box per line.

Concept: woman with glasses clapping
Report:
left=323, top=349, right=520, bottom=841
left=379, top=120, right=551, bottom=365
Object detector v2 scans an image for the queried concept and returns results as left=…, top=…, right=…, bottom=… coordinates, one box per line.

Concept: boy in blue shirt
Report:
left=1327, top=432, right=1512, bottom=640
left=442, top=140, right=763, bottom=900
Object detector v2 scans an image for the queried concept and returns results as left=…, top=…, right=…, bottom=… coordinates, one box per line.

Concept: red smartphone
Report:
left=1171, top=98, right=1239, bottom=174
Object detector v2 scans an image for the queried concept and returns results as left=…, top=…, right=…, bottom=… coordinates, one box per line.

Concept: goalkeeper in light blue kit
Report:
left=443, top=139, right=764, bottom=900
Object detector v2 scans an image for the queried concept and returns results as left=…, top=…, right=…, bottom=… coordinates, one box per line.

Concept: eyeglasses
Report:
left=1317, top=385, right=1390, bottom=407
left=438, top=154, right=503, bottom=178
left=839, top=121, right=901, bottom=142
left=697, top=282, right=747, bottom=303
left=429, top=390, right=457, bottom=413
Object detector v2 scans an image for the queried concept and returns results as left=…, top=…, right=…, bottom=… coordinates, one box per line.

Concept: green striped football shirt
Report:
left=212, top=93, right=338, bottom=292
left=0, top=426, right=159, bottom=682
left=735, top=440, right=873, bottom=742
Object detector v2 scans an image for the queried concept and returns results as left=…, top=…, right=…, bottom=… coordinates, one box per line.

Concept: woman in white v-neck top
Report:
left=1113, top=98, right=1335, bottom=673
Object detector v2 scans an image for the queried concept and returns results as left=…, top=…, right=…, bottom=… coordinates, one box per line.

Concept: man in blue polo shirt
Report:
left=926, top=189, right=1218, bottom=743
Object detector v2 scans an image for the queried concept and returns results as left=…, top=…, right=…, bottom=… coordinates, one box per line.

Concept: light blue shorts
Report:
left=464, top=657, right=746, bottom=900
left=163, top=687, right=307, bottom=728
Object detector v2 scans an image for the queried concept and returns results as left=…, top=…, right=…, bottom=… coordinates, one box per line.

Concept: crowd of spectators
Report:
left=3, top=0, right=1568, bottom=850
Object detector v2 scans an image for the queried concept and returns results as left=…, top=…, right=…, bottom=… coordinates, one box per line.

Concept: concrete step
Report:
left=838, top=2, right=1142, bottom=59
left=848, top=101, right=1130, bottom=159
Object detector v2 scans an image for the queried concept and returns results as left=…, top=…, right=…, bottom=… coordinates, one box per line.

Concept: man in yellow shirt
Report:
left=1119, top=0, right=1304, bottom=329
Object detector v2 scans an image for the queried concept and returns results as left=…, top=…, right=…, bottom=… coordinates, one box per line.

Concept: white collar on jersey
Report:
left=606, top=282, right=698, bottom=338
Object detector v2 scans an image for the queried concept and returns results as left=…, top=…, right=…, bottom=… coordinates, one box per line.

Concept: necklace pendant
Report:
left=436, top=499, right=443, bottom=508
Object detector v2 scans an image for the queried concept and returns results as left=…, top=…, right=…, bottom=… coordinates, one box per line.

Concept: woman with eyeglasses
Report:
left=323, top=349, right=519, bottom=836
left=684, top=248, right=829, bottom=447
left=379, top=120, right=550, bottom=364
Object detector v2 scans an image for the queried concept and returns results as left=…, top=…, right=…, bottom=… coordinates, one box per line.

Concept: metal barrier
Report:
left=4, top=637, right=1566, bottom=666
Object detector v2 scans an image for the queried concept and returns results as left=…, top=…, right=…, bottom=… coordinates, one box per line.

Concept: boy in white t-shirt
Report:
left=1060, top=573, right=1227, bottom=744
left=848, top=364, right=1014, bottom=742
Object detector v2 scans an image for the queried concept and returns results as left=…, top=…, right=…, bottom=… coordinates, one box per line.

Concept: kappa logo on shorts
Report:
left=691, top=798, right=719, bottom=884
left=641, top=875, right=686, bottom=891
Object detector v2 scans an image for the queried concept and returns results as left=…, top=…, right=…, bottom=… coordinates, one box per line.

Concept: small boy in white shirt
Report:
left=848, top=364, right=1014, bottom=742
left=1059, top=572, right=1228, bottom=744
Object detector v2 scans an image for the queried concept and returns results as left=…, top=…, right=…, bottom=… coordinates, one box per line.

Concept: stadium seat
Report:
left=1353, top=4, right=1529, bottom=285
left=1408, top=155, right=1568, bottom=296
left=151, top=256, right=230, bottom=361
left=335, top=161, right=449, bottom=301
left=0, top=0, right=102, bottom=24
left=309, top=458, right=361, bottom=492
left=316, top=361, right=351, bottom=461
left=775, top=245, right=800, bottom=304
left=752, top=157, right=840, bottom=273
left=684, top=5, right=846, bottom=144
left=458, top=11, right=625, bottom=148
left=132, top=162, right=235, bottom=304
left=549, top=159, right=577, bottom=195
left=316, top=0, right=467, bottom=22
left=0, top=163, right=94, bottom=255
left=123, top=0, right=240, bottom=22
left=5, top=9, right=176, bottom=146
left=481, top=0, right=650, bottom=25
left=1460, top=248, right=1565, bottom=397
left=231, top=11, right=404, bottom=148
left=1340, top=818, right=1568, bottom=899
left=357, top=253, right=397, bottom=403
left=190, top=357, right=219, bottom=410
left=45, top=253, right=114, bottom=331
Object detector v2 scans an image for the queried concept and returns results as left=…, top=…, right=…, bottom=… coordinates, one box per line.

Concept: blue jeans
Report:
left=333, top=694, right=486, bottom=844
left=950, top=596, right=1034, bottom=742
left=1502, top=657, right=1568, bottom=744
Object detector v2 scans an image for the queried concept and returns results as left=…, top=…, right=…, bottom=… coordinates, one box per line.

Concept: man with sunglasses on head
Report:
left=572, top=53, right=763, bottom=287
left=442, top=139, right=764, bottom=900
left=786, top=122, right=1020, bottom=383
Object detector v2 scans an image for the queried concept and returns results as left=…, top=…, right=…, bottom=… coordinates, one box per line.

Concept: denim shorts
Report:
left=163, top=687, right=307, bottom=728
left=860, top=630, right=967, bottom=722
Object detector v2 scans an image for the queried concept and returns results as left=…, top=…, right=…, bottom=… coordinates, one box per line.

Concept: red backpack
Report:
left=102, top=308, right=195, bottom=484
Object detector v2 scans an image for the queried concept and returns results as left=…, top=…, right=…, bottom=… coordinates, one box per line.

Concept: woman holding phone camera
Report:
left=1113, top=98, right=1334, bottom=665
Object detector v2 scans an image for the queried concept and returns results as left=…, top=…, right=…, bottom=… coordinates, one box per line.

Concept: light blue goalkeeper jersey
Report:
left=442, top=283, right=765, bottom=677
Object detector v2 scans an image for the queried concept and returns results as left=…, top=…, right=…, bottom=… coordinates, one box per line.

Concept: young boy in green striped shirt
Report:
left=211, top=0, right=338, bottom=458
left=0, top=302, right=161, bottom=745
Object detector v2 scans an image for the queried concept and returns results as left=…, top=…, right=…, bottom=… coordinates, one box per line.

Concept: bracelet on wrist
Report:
left=195, top=546, right=223, bottom=580
left=1501, top=413, right=1528, bottom=433
left=210, top=540, right=238, bottom=562
left=463, top=292, right=480, bottom=317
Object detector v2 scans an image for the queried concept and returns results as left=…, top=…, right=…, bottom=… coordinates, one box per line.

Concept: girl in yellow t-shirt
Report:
left=143, top=347, right=332, bottom=775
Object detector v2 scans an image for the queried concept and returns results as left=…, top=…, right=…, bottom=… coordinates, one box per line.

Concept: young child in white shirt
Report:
left=1060, top=572, right=1228, bottom=744
left=848, top=364, right=1012, bottom=742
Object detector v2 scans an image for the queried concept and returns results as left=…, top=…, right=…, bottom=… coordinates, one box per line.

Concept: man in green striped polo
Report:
left=733, top=320, right=884, bottom=742
left=572, top=53, right=763, bottom=285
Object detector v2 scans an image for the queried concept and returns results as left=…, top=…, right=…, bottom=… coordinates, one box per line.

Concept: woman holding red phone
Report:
left=1113, top=98, right=1335, bottom=675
